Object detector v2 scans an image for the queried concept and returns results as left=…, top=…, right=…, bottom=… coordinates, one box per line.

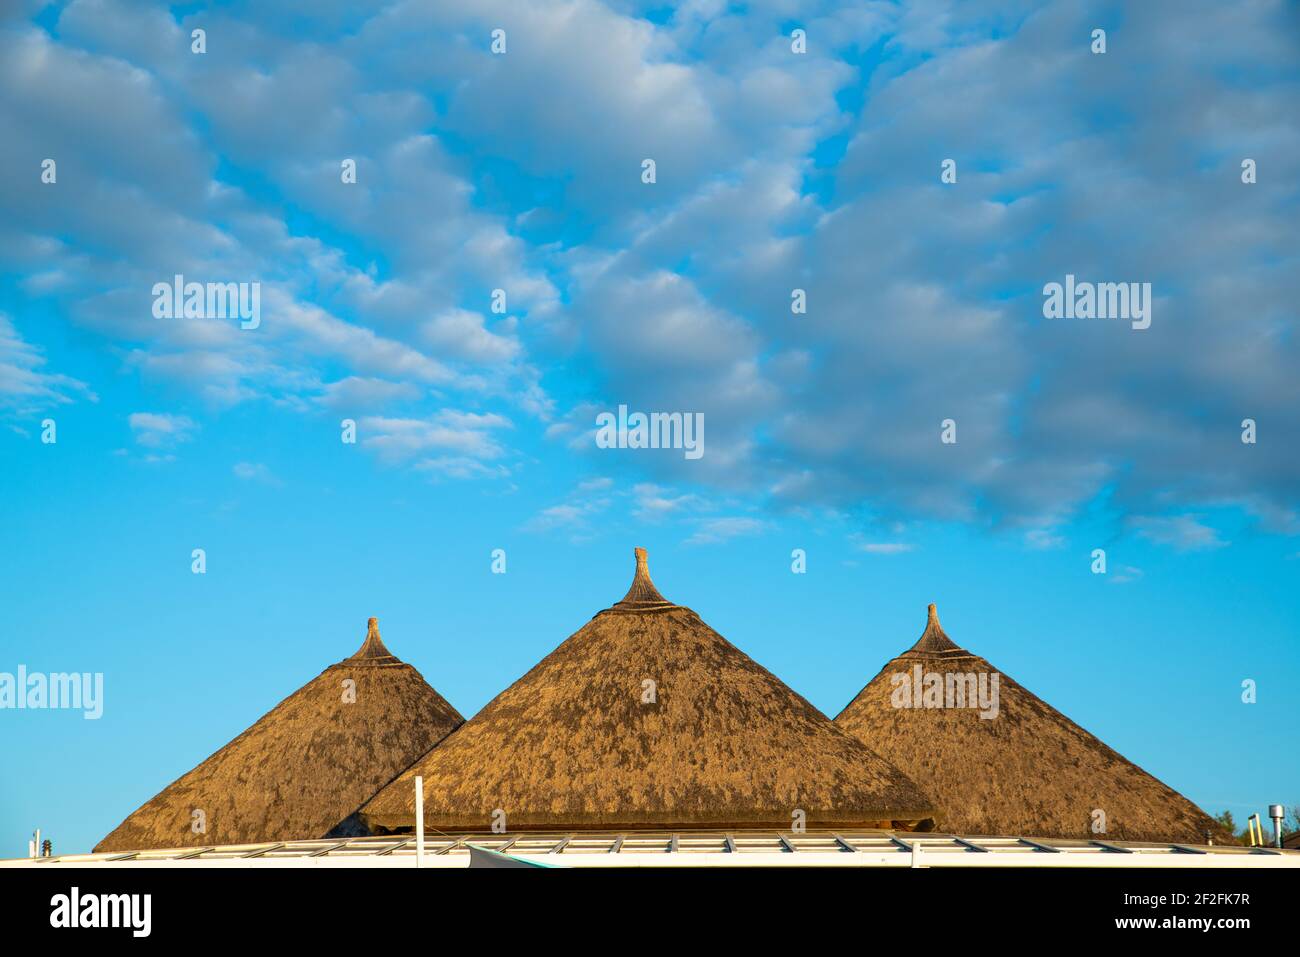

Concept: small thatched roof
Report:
left=95, top=618, right=464, bottom=852
left=361, top=548, right=936, bottom=833
left=834, top=604, right=1226, bottom=843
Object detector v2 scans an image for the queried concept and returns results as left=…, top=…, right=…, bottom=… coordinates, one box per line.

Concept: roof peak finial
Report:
left=903, top=601, right=964, bottom=657
left=349, top=616, right=396, bottom=662
left=612, top=546, right=673, bottom=610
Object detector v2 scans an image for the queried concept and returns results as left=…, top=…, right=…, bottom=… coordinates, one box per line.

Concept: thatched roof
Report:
left=834, top=604, right=1227, bottom=843
left=361, top=548, right=936, bottom=833
left=95, top=619, right=464, bottom=852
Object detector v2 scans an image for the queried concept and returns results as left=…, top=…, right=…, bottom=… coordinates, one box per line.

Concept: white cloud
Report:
left=858, top=542, right=916, bottom=555
left=1024, top=529, right=1065, bottom=550
left=233, top=461, right=277, bottom=484
left=359, top=410, right=511, bottom=464
left=420, top=309, right=520, bottom=364
left=277, top=299, right=457, bottom=386
left=413, top=456, right=509, bottom=481
left=0, top=314, right=97, bottom=415
left=128, top=412, right=197, bottom=448
left=524, top=502, right=593, bottom=533
left=632, top=483, right=707, bottom=520
left=2, top=1, right=1296, bottom=544
left=1129, top=515, right=1228, bottom=552
left=522, top=472, right=618, bottom=535
left=316, top=376, right=422, bottom=411
left=1109, top=565, right=1144, bottom=586
left=686, top=516, right=766, bottom=545
left=0, top=20, right=556, bottom=435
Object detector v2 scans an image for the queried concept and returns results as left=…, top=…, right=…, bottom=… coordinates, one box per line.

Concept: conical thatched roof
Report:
left=834, top=604, right=1225, bottom=843
left=361, top=548, right=935, bottom=833
left=95, top=619, right=464, bottom=852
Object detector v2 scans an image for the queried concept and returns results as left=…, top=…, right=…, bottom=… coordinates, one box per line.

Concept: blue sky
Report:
left=1, top=0, right=1297, bottom=856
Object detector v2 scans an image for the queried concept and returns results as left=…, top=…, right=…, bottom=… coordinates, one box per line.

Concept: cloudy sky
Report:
left=1, top=0, right=1297, bottom=854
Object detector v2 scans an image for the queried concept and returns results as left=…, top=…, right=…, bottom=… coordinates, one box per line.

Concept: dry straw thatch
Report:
left=834, top=604, right=1226, bottom=843
left=95, top=619, right=464, bottom=852
left=362, top=548, right=936, bottom=833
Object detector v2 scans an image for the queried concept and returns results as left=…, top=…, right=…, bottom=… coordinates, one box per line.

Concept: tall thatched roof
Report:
left=95, top=619, right=464, bottom=852
left=834, top=604, right=1225, bottom=843
left=361, top=548, right=936, bottom=833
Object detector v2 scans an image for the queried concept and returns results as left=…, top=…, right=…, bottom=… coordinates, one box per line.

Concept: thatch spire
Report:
left=902, top=602, right=967, bottom=658
left=835, top=603, right=1226, bottom=843
left=362, top=549, right=936, bottom=833
left=349, top=616, right=396, bottom=662
left=612, top=546, right=674, bottom=611
left=95, top=619, right=464, bottom=852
